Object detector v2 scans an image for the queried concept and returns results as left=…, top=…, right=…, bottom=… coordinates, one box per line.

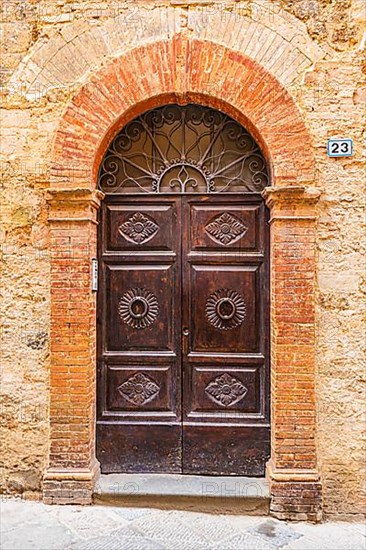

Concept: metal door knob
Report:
left=182, top=328, right=189, bottom=336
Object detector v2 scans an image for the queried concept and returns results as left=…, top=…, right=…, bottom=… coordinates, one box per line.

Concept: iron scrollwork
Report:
left=98, top=104, right=269, bottom=194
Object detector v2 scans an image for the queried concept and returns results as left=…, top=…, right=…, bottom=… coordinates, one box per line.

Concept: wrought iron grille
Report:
left=98, top=104, right=269, bottom=194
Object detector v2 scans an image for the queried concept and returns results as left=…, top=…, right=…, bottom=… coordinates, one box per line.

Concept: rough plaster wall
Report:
left=288, top=1, right=366, bottom=520
left=0, top=0, right=365, bottom=518
left=305, top=54, right=366, bottom=519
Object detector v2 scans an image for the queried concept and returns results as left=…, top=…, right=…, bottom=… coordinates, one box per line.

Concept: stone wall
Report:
left=0, top=0, right=365, bottom=520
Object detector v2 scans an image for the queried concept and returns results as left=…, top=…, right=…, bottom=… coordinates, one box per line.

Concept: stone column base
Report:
left=267, top=461, right=322, bottom=522
left=43, top=459, right=100, bottom=505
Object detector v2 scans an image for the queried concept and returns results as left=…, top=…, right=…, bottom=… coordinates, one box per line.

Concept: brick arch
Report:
left=10, top=5, right=325, bottom=100
left=45, top=36, right=322, bottom=522
left=51, top=37, right=315, bottom=189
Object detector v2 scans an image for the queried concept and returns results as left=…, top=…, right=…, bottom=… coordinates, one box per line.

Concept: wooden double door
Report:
left=97, top=194, right=270, bottom=475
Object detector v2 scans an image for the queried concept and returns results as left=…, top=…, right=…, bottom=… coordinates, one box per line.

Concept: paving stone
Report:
left=344, top=523, right=366, bottom=537
left=211, top=532, right=277, bottom=550
left=174, top=509, right=251, bottom=543
left=248, top=519, right=303, bottom=548
left=99, top=505, right=153, bottom=522
left=1, top=500, right=365, bottom=550
left=47, top=504, right=128, bottom=540
left=292, top=521, right=366, bottom=540
left=224, top=514, right=264, bottom=532
left=131, top=511, right=211, bottom=549
left=0, top=500, right=46, bottom=532
left=0, top=517, right=77, bottom=550
left=284, top=523, right=366, bottom=550
left=69, top=528, right=164, bottom=550
left=285, top=536, right=366, bottom=550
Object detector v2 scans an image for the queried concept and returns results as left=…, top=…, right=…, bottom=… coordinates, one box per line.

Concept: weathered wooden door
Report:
left=96, top=104, right=270, bottom=475
left=181, top=195, right=270, bottom=474
left=97, top=195, right=183, bottom=472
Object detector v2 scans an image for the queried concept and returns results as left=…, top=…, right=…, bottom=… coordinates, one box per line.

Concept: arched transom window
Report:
left=98, top=104, right=269, bottom=194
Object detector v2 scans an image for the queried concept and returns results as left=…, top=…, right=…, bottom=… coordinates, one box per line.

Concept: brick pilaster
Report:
left=263, top=186, right=322, bottom=522
left=43, top=189, right=103, bottom=504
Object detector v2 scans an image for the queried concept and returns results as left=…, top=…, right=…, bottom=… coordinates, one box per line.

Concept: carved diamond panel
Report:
left=205, top=288, right=246, bottom=330
left=119, top=212, right=159, bottom=244
left=205, top=373, right=248, bottom=407
left=118, top=288, right=159, bottom=329
left=205, top=212, right=247, bottom=245
left=118, top=372, right=160, bottom=405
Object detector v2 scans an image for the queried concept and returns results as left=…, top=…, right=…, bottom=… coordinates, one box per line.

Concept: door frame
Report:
left=44, top=37, right=322, bottom=521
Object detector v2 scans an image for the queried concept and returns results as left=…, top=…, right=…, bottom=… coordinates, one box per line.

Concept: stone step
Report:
left=94, top=474, right=270, bottom=515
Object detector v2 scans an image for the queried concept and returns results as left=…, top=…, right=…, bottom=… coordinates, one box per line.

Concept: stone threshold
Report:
left=94, top=474, right=270, bottom=515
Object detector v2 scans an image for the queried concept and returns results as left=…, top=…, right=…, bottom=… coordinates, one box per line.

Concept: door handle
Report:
left=182, top=328, right=189, bottom=354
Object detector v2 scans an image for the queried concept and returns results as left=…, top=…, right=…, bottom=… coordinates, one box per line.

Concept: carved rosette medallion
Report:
left=118, top=372, right=160, bottom=405
left=119, top=212, right=159, bottom=244
left=205, top=212, right=247, bottom=245
left=119, top=288, right=159, bottom=329
left=205, top=288, right=246, bottom=330
left=205, top=373, right=248, bottom=407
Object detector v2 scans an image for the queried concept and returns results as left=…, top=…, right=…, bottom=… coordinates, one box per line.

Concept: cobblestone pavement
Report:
left=1, top=499, right=365, bottom=550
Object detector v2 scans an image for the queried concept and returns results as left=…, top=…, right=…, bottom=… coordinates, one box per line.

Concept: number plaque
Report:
left=327, top=138, right=353, bottom=157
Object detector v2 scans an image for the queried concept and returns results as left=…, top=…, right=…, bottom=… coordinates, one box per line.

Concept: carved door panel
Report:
left=97, top=196, right=182, bottom=472
left=181, top=195, right=270, bottom=475
left=97, top=194, right=270, bottom=475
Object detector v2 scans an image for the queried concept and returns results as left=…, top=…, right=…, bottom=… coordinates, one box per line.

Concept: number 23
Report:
left=331, top=142, right=350, bottom=154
